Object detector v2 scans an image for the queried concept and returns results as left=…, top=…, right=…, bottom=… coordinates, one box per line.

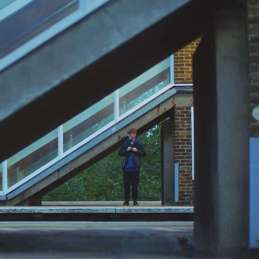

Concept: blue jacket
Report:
left=118, top=137, right=145, bottom=172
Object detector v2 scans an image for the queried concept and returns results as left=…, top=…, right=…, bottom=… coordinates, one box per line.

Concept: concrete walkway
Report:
left=0, top=221, right=256, bottom=258
left=0, top=221, right=194, bottom=258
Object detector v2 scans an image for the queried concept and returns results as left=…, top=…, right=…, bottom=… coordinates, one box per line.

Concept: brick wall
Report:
left=173, top=106, right=193, bottom=204
left=174, top=40, right=200, bottom=84
left=248, top=0, right=259, bottom=135
left=172, top=39, right=199, bottom=204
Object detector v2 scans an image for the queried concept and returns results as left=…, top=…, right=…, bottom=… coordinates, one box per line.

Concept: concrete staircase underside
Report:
left=0, top=0, right=208, bottom=161
left=2, top=92, right=192, bottom=206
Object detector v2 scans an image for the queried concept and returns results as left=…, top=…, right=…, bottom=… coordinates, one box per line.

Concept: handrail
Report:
left=0, top=51, right=192, bottom=199
left=1, top=55, right=172, bottom=194
left=0, top=83, right=192, bottom=197
left=4, top=83, right=192, bottom=201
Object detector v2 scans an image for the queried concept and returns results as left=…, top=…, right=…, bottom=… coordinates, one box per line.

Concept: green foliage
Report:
left=44, top=125, right=161, bottom=201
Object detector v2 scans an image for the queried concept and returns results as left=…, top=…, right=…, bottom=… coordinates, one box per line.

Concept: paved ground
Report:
left=0, top=221, right=193, bottom=258
left=0, top=221, right=256, bottom=259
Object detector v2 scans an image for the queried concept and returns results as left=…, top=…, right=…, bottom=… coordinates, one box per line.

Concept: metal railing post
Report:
left=174, top=162, right=179, bottom=203
left=170, top=54, right=175, bottom=84
left=114, top=90, right=120, bottom=121
left=2, top=160, right=8, bottom=193
left=58, top=125, right=64, bottom=157
left=191, top=106, right=195, bottom=180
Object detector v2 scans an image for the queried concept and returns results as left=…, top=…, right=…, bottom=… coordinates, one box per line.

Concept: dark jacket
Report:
left=119, top=137, right=145, bottom=172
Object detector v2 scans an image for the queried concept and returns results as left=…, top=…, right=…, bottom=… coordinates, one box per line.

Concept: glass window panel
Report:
left=119, top=58, right=170, bottom=115
left=7, top=129, right=58, bottom=188
left=63, top=93, right=115, bottom=152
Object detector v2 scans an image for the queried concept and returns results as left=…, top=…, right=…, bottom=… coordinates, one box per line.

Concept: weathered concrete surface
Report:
left=193, top=7, right=249, bottom=256
left=0, top=206, right=193, bottom=214
left=0, top=206, right=194, bottom=221
left=0, top=221, right=256, bottom=258
left=0, top=222, right=194, bottom=258
left=0, top=0, right=207, bottom=161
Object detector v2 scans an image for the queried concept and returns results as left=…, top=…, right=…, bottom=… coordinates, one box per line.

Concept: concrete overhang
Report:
left=0, top=0, right=210, bottom=161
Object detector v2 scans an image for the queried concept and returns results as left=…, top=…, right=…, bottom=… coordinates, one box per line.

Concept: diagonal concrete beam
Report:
left=0, top=0, right=207, bottom=161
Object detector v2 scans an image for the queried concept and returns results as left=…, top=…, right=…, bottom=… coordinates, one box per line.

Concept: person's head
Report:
left=127, top=128, right=137, bottom=140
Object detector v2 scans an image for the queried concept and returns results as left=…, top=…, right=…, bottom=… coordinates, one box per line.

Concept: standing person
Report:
left=119, top=128, right=145, bottom=206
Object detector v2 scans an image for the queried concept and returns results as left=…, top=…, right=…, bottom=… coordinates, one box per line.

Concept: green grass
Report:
left=43, top=125, right=161, bottom=201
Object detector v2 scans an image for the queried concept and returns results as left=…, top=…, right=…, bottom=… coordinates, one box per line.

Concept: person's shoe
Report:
left=133, top=201, right=139, bottom=206
left=123, top=201, right=129, bottom=206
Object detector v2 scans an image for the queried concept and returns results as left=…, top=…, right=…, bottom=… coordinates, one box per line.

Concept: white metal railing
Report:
left=2, top=160, right=8, bottom=194
left=58, top=125, right=64, bottom=158
left=170, top=55, right=175, bottom=84
left=191, top=106, right=195, bottom=180
left=0, top=45, right=192, bottom=198
left=0, top=0, right=111, bottom=71
left=1, top=83, right=192, bottom=196
left=114, top=90, right=120, bottom=121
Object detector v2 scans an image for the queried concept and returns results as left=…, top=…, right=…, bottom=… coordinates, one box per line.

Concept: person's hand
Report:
left=126, top=147, right=132, bottom=151
left=132, top=147, right=138, bottom=152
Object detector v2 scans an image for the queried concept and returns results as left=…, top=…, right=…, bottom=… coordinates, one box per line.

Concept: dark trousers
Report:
left=123, top=171, right=139, bottom=202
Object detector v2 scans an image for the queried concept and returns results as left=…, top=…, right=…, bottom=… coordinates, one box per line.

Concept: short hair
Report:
left=127, top=128, right=137, bottom=134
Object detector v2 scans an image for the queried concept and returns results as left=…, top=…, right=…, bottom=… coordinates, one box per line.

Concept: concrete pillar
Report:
left=193, top=8, right=249, bottom=256
left=248, top=0, right=259, bottom=248
left=161, top=115, right=175, bottom=205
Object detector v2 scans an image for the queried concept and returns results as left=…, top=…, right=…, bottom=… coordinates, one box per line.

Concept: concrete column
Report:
left=248, top=0, right=259, bottom=248
left=193, top=8, right=249, bottom=256
left=161, top=115, right=175, bottom=205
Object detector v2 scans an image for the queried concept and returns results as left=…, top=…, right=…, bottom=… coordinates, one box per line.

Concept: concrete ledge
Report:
left=0, top=206, right=193, bottom=214
left=0, top=206, right=194, bottom=221
left=115, top=206, right=193, bottom=214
